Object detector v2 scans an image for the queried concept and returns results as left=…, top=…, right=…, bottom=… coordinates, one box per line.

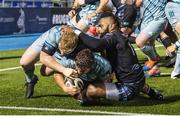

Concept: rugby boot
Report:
left=171, top=75, right=180, bottom=79
left=165, top=55, right=176, bottom=67
left=145, top=65, right=160, bottom=78
left=143, top=59, right=158, bottom=71
left=148, top=88, right=164, bottom=101
left=171, top=71, right=180, bottom=79
left=25, top=75, right=38, bottom=99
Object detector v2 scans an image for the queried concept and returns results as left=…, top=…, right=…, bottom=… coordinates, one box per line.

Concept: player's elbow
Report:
left=86, top=84, right=98, bottom=98
left=90, top=43, right=103, bottom=52
left=91, top=44, right=100, bottom=50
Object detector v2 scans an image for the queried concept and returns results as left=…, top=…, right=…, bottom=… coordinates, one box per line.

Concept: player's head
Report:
left=59, top=31, right=79, bottom=55
left=96, top=12, right=119, bottom=36
left=75, top=49, right=94, bottom=75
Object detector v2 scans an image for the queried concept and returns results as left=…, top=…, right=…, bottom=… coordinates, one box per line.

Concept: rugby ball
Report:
left=64, top=77, right=84, bottom=90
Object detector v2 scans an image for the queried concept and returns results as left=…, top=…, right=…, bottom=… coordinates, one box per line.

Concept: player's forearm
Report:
left=40, top=51, right=66, bottom=74
left=96, top=0, right=109, bottom=13
left=54, top=73, right=66, bottom=91
left=74, top=29, right=105, bottom=50
left=72, top=0, right=81, bottom=9
left=80, top=33, right=102, bottom=50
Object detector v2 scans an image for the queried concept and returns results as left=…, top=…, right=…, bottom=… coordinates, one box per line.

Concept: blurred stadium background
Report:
left=0, top=0, right=180, bottom=115
left=0, top=0, right=72, bottom=50
left=0, top=0, right=73, bottom=8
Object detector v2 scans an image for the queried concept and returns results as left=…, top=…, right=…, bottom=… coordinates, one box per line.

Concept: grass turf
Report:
left=0, top=46, right=180, bottom=115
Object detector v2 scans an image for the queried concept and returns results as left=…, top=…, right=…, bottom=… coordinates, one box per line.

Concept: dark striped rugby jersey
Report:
left=78, top=31, right=144, bottom=83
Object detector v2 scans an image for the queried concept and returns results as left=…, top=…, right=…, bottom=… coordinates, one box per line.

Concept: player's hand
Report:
left=166, top=44, right=176, bottom=57
left=63, top=86, right=80, bottom=96
left=62, top=26, right=74, bottom=33
left=62, top=68, right=79, bottom=79
left=68, top=9, right=76, bottom=18
left=86, top=12, right=97, bottom=20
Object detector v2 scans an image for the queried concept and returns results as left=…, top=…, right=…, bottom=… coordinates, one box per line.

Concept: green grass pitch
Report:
left=0, top=44, right=180, bottom=115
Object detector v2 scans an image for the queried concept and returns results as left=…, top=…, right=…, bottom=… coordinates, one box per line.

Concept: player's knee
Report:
left=86, top=84, right=98, bottom=97
left=19, top=57, right=28, bottom=67
left=19, top=57, right=36, bottom=70
left=135, top=39, right=143, bottom=48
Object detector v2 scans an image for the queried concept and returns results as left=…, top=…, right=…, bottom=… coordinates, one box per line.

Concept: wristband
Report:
left=175, top=40, right=180, bottom=49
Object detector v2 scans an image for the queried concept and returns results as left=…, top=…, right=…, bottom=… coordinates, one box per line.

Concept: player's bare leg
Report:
left=20, top=47, right=39, bottom=98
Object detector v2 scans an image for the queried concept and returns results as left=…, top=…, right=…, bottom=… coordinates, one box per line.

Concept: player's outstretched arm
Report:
left=77, top=30, right=110, bottom=51
left=40, top=51, right=78, bottom=79
left=54, top=73, right=80, bottom=96
left=86, top=0, right=109, bottom=20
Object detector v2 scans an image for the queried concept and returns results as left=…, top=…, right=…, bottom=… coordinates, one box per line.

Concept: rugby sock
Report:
left=161, top=37, right=172, bottom=48
left=105, top=83, right=119, bottom=101
left=161, top=37, right=177, bottom=57
left=171, top=51, right=176, bottom=57
left=141, top=45, right=158, bottom=61
left=24, top=68, right=35, bottom=83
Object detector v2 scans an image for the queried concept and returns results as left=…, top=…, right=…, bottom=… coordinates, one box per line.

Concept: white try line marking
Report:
left=0, top=63, right=42, bottom=72
left=0, top=44, right=164, bottom=72
left=0, top=106, right=161, bottom=115
left=134, top=44, right=163, bottom=51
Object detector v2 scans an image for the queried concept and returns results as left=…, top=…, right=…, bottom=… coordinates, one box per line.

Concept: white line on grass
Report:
left=134, top=44, right=163, bottom=51
left=0, top=63, right=42, bottom=72
left=0, top=106, right=161, bottom=115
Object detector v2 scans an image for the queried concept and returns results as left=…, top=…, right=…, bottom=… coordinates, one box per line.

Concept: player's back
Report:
left=79, top=54, right=112, bottom=82
left=141, top=0, right=167, bottom=23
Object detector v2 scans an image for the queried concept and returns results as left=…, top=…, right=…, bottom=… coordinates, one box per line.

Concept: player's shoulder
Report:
left=93, top=53, right=105, bottom=62
left=46, top=25, right=62, bottom=43
left=93, top=53, right=111, bottom=70
left=49, top=25, right=62, bottom=34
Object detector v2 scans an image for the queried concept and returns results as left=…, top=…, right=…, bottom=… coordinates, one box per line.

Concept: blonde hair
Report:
left=59, top=31, right=79, bottom=55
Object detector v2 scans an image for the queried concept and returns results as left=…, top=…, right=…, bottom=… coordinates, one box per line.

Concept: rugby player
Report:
left=20, top=0, right=107, bottom=98
left=20, top=24, right=86, bottom=98
left=68, top=12, right=163, bottom=101
left=111, top=0, right=137, bottom=36
left=68, top=0, right=113, bottom=32
left=165, top=0, right=180, bottom=79
left=134, top=0, right=167, bottom=77
left=54, top=49, right=112, bottom=105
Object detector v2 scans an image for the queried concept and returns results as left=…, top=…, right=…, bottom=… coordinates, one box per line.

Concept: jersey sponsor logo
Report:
left=168, top=10, right=175, bottom=18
